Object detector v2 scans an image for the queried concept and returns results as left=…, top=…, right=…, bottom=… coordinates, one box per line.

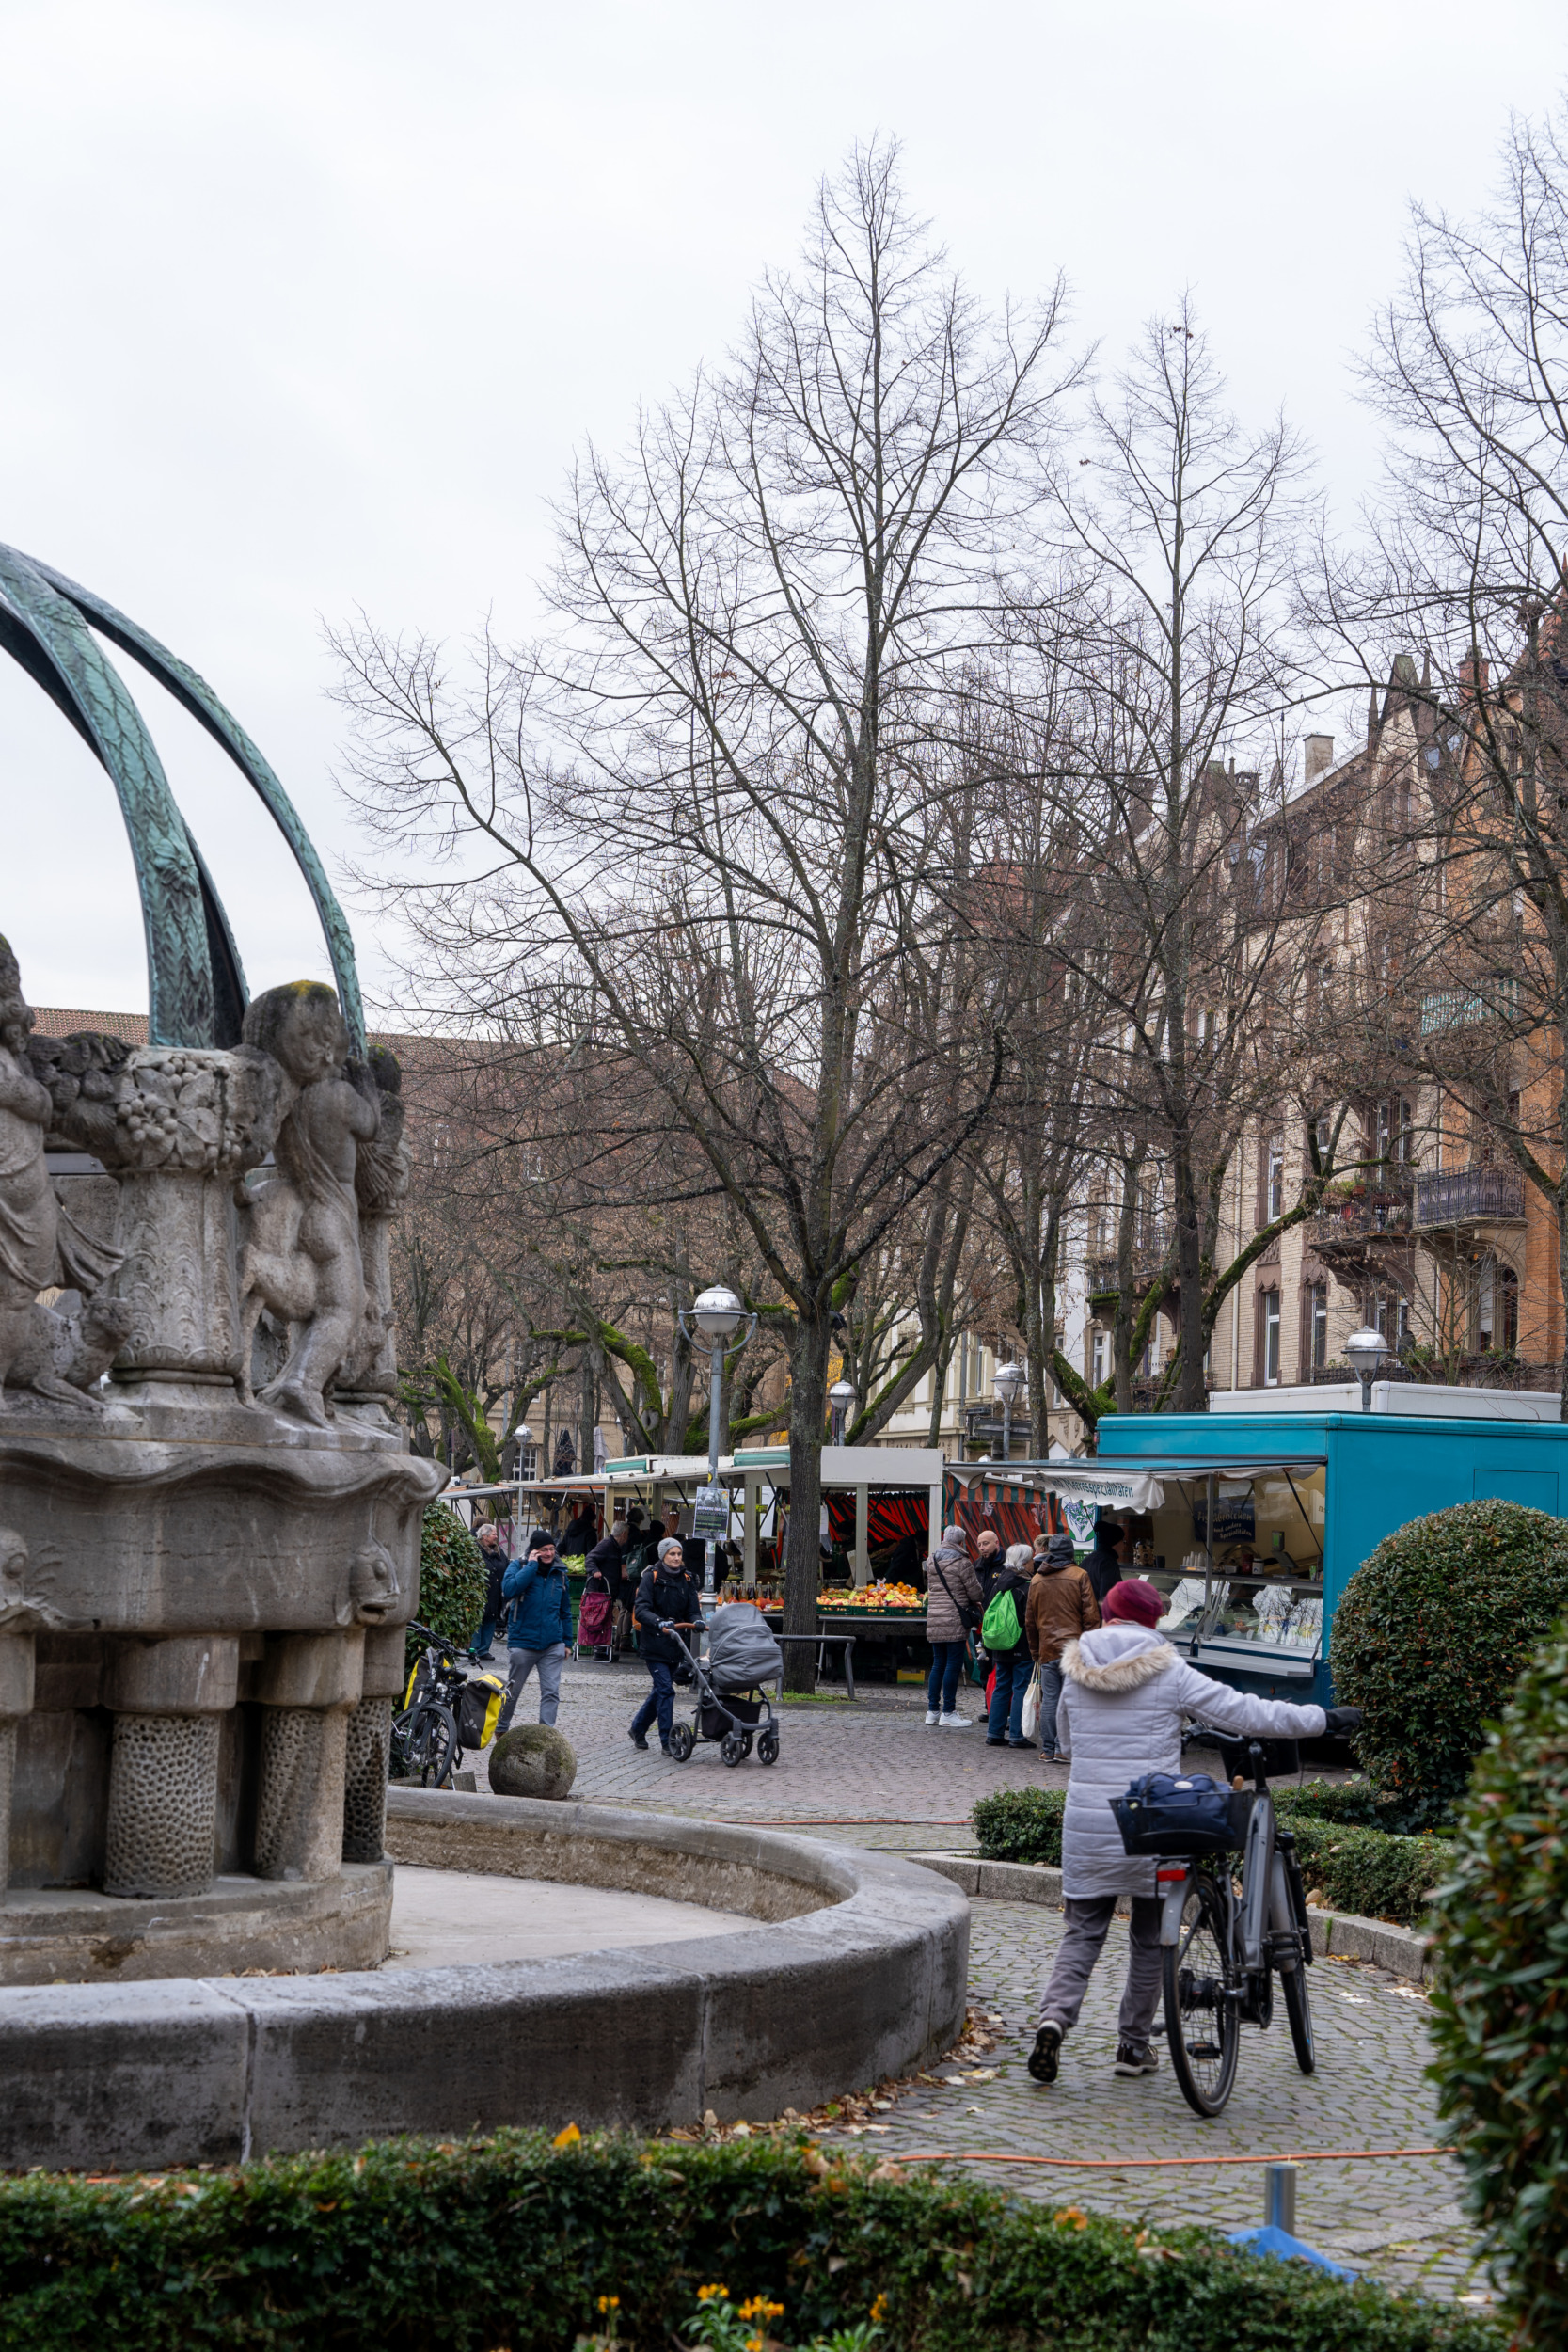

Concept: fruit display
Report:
left=816, top=1581, right=926, bottom=1613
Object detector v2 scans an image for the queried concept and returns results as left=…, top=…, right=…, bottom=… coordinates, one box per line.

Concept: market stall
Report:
left=1085, top=1400, right=1568, bottom=1703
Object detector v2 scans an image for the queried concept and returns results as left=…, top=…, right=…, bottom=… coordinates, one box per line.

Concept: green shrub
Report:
left=972, top=1786, right=1064, bottom=1864
left=1281, top=1817, right=1452, bottom=1927
left=1332, top=1500, right=1568, bottom=1811
left=0, top=2132, right=1501, bottom=2351
left=1274, top=1778, right=1387, bottom=1830
left=412, top=1504, right=487, bottom=1671
left=1428, top=1617, right=1568, bottom=2345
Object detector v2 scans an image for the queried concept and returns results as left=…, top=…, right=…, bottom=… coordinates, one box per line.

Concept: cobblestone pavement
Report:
left=477, top=1655, right=1059, bottom=1848
left=476, top=1657, right=1492, bottom=2308
left=815, top=1900, right=1491, bottom=2308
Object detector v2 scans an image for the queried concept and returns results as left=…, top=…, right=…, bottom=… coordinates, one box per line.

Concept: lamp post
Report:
left=993, top=1360, right=1025, bottom=1462
left=511, top=1423, right=535, bottom=1478
left=679, top=1285, right=757, bottom=1600
left=828, top=1378, right=856, bottom=1448
left=1344, top=1327, right=1389, bottom=1414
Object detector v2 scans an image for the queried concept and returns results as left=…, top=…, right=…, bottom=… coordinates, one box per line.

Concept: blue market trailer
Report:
left=1042, top=1397, right=1568, bottom=1706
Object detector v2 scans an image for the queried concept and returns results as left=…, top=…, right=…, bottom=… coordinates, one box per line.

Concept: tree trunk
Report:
left=1173, top=1144, right=1209, bottom=1410
left=784, top=1315, right=830, bottom=1692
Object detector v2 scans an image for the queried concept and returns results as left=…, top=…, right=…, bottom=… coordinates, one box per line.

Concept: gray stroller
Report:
left=665, top=1602, right=783, bottom=1766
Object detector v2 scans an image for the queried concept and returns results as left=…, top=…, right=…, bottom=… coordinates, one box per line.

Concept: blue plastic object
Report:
left=1228, top=2222, right=1356, bottom=2279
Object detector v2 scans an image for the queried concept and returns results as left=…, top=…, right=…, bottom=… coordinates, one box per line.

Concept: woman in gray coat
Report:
left=1027, top=1576, right=1358, bottom=2086
left=924, top=1526, right=984, bottom=1728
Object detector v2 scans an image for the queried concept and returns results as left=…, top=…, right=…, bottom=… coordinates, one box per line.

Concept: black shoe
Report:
left=1114, top=2041, right=1160, bottom=2076
left=629, top=1730, right=650, bottom=1751
left=1007, top=1739, right=1033, bottom=1749
left=985, top=1737, right=1006, bottom=1747
left=1027, top=2022, right=1063, bottom=2084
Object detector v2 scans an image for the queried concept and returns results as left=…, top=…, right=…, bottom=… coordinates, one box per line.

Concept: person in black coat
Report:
left=585, top=1518, right=632, bottom=1655
left=1084, top=1519, right=1130, bottom=1608
left=467, top=1520, right=511, bottom=1661
left=628, top=1539, right=703, bottom=1754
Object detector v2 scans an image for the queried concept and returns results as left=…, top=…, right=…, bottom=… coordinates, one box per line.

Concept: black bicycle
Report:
left=390, top=1622, right=467, bottom=1788
left=1153, top=1733, right=1317, bottom=2117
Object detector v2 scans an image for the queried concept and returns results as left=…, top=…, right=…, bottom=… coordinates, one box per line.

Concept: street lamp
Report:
left=829, top=1378, right=857, bottom=1447
left=678, top=1285, right=757, bottom=1600
left=1344, top=1327, right=1389, bottom=1415
left=993, top=1361, right=1025, bottom=1461
left=510, top=1422, right=536, bottom=1481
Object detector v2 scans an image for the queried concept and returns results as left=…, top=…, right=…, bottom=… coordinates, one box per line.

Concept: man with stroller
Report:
left=629, top=1535, right=703, bottom=1755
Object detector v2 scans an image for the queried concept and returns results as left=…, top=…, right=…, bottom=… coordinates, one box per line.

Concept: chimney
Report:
left=1459, top=649, right=1490, bottom=703
left=1304, top=734, right=1334, bottom=787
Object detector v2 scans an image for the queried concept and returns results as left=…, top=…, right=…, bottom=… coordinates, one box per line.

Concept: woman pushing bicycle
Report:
left=1027, top=1576, right=1359, bottom=2088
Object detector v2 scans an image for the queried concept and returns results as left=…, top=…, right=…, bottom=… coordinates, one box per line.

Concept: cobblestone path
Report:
left=478, top=1658, right=1491, bottom=2307
left=816, top=1900, right=1490, bottom=2307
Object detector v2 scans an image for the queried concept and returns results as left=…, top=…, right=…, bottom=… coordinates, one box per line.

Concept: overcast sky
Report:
left=2, top=0, right=1563, bottom=1016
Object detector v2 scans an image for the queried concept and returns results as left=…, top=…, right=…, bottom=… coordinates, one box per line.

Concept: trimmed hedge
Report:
left=1333, top=1500, right=1568, bottom=1814
left=411, top=1504, right=488, bottom=1670
left=1428, top=1617, right=1568, bottom=2345
left=0, top=2133, right=1503, bottom=2351
left=972, top=1785, right=1449, bottom=1924
left=972, top=1786, right=1064, bottom=1864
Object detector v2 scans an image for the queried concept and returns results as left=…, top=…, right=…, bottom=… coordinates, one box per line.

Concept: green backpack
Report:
left=981, top=1583, right=1022, bottom=1652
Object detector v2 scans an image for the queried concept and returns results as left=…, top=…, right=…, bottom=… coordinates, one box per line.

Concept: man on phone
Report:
left=629, top=1536, right=703, bottom=1756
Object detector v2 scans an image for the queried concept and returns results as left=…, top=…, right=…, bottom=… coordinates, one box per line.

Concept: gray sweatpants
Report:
left=495, top=1643, right=565, bottom=1736
left=1038, top=1895, right=1164, bottom=2042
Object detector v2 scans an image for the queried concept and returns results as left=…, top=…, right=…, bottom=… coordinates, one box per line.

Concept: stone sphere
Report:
left=488, top=1723, right=578, bottom=1801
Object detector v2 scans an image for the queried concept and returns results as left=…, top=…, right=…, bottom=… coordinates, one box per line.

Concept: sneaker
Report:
left=1027, top=2022, right=1064, bottom=2083
left=939, top=1712, right=971, bottom=1728
left=924, top=1709, right=940, bottom=1725
left=629, top=1730, right=650, bottom=1751
left=1114, top=2041, right=1160, bottom=2076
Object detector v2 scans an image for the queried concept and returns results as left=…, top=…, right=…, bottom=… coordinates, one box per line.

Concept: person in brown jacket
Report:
left=1026, top=1532, right=1101, bottom=1759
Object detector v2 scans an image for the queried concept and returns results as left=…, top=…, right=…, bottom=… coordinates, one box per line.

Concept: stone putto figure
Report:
left=0, top=938, right=122, bottom=1409
left=238, top=982, right=381, bottom=1427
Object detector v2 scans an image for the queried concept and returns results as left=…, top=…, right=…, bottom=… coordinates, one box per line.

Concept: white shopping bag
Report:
left=1020, top=1667, right=1041, bottom=1740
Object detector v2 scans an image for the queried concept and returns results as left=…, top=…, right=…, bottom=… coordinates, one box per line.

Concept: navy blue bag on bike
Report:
left=1111, top=1772, right=1240, bottom=1856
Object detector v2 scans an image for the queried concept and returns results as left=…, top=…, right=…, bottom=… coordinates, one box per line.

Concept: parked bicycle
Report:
left=1117, top=1730, right=1320, bottom=2118
left=390, top=1623, right=504, bottom=1789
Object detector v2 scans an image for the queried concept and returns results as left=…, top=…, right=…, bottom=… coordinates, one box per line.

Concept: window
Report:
left=1365, top=1289, right=1410, bottom=1347
left=1308, top=1283, right=1327, bottom=1372
left=1090, top=1329, right=1110, bottom=1389
left=1266, top=1139, right=1285, bottom=1222
left=1478, top=1261, right=1520, bottom=1354
left=1259, top=1289, right=1281, bottom=1386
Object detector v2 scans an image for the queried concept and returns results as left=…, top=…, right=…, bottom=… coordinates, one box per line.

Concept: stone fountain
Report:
left=0, top=543, right=444, bottom=1981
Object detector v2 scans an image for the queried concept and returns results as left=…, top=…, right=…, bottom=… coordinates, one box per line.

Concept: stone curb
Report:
left=911, top=1851, right=1432, bottom=1984
left=0, top=1801, right=969, bottom=2171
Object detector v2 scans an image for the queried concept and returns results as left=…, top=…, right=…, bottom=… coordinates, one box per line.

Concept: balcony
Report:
left=1414, top=1168, right=1527, bottom=1228
left=1303, top=1177, right=1414, bottom=1259
left=1420, top=977, right=1519, bottom=1034
left=1084, top=1219, right=1174, bottom=1298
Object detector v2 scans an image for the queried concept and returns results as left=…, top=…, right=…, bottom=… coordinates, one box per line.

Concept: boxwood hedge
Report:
left=0, top=2133, right=1501, bottom=2351
left=1428, top=1617, right=1568, bottom=2345
left=1332, top=1500, right=1568, bottom=1814
left=410, top=1504, right=487, bottom=1672
left=972, top=1786, right=1449, bottom=1925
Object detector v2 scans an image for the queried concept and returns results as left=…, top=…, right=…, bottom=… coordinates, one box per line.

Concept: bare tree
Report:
left=337, top=144, right=1079, bottom=1677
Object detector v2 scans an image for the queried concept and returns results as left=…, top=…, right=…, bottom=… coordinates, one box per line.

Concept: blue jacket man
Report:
left=493, top=1538, right=572, bottom=1738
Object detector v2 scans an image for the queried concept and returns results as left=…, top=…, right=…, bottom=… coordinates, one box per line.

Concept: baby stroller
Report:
left=664, top=1602, right=782, bottom=1767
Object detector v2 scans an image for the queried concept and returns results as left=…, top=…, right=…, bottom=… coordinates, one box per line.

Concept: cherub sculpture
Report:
left=0, top=938, right=123, bottom=1409
left=237, top=982, right=380, bottom=1427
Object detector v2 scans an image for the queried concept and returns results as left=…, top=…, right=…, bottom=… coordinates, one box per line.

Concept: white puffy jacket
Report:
left=1054, top=1624, right=1327, bottom=1899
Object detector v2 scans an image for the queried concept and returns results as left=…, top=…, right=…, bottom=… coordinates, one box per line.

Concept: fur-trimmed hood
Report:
left=1060, top=1624, right=1177, bottom=1692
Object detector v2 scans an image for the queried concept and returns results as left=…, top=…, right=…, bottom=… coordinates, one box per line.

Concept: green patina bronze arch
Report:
left=0, top=542, right=363, bottom=1053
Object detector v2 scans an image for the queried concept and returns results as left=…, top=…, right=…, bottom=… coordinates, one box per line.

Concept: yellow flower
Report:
left=870, top=2294, right=889, bottom=2321
left=597, top=2296, right=621, bottom=2314
left=739, top=2298, right=784, bottom=2321
left=696, top=2283, right=729, bottom=2303
left=552, top=2122, right=582, bottom=2148
left=746, top=2338, right=764, bottom=2351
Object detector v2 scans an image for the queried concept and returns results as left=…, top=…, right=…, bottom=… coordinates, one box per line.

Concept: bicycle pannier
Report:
left=1111, top=1772, right=1241, bottom=1857
left=456, top=1672, right=506, bottom=1751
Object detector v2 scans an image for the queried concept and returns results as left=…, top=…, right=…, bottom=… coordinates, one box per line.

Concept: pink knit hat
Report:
left=1102, top=1578, right=1164, bottom=1629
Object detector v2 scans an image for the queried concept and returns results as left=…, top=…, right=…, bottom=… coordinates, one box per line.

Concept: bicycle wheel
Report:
left=1282, top=1957, right=1315, bottom=2074
left=1163, top=1876, right=1241, bottom=2117
left=407, top=1701, right=458, bottom=1788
